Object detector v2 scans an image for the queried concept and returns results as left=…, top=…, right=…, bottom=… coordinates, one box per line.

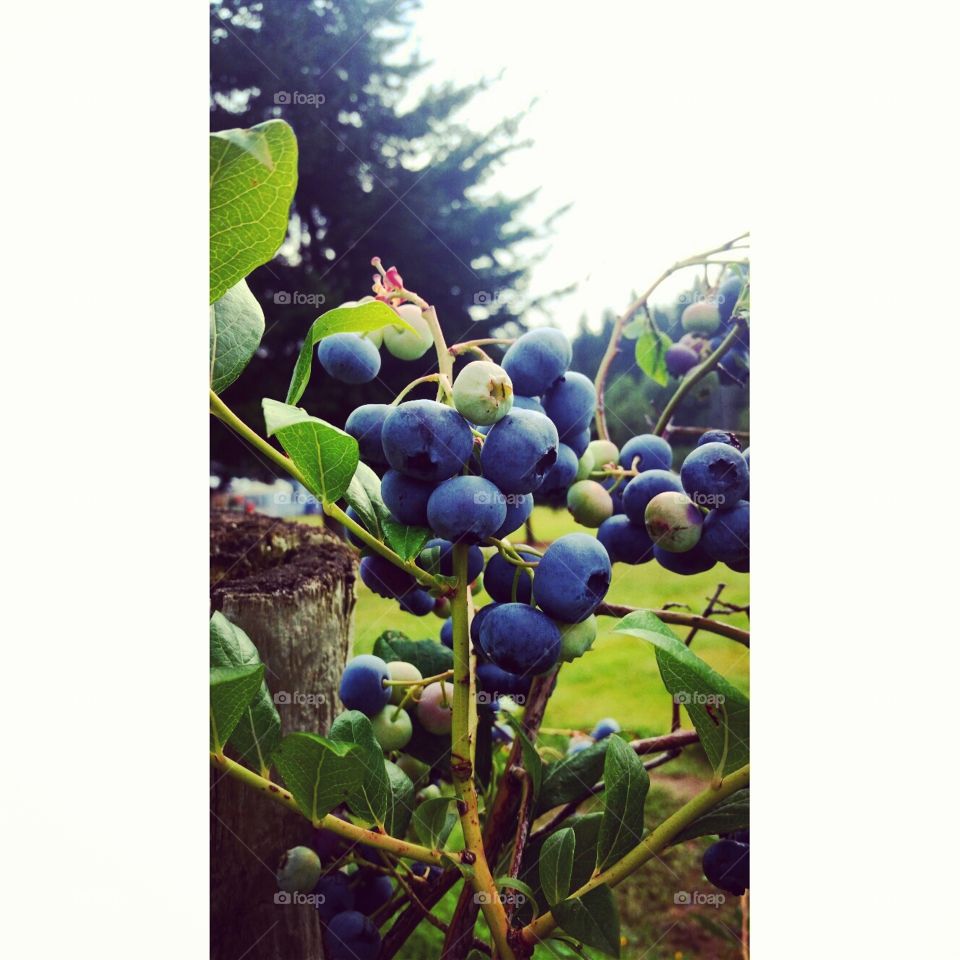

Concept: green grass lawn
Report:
left=345, top=505, right=749, bottom=737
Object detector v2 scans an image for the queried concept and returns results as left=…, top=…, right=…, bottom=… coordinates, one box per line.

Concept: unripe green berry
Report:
left=575, top=450, right=595, bottom=482
left=556, top=615, right=598, bottom=662
left=681, top=300, right=721, bottom=335
left=386, top=661, right=423, bottom=705
left=567, top=480, right=614, bottom=528
left=417, top=681, right=455, bottom=735
left=383, top=303, right=434, bottom=360
left=276, top=845, right=322, bottom=893
left=370, top=705, right=413, bottom=752
left=586, top=439, right=619, bottom=469
left=452, top=360, right=514, bottom=426
left=644, top=490, right=703, bottom=552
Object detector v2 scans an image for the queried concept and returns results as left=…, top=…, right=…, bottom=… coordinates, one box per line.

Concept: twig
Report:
left=594, top=602, right=749, bottom=647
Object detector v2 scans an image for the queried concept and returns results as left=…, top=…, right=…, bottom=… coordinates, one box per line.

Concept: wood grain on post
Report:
left=210, top=511, right=357, bottom=960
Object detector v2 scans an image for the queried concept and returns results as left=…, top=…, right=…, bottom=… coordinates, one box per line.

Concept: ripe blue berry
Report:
left=483, top=551, right=538, bottom=604
left=314, top=871, right=355, bottom=920
left=501, top=327, right=572, bottom=395
left=381, top=469, right=435, bottom=526
left=479, top=602, right=562, bottom=676
left=476, top=661, right=531, bottom=699
left=653, top=542, right=716, bottom=575
left=512, top=395, right=547, bottom=415
left=324, top=911, right=381, bottom=960
left=419, top=538, right=484, bottom=581
left=399, top=588, right=434, bottom=617
left=381, top=400, right=474, bottom=482
left=426, top=476, right=507, bottom=542
left=591, top=718, right=620, bottom=740
left=481, top=409, right=559, bottom=494
left=440, top=617, right=453, bottom=648
left=276, top=845, right=322, bottom=893
left=619, top=434, right=673, bottom=472
left=533, top=533, right=611, bottom=623
left=538, top=442, right=579, bottom=497
left=622, top=469, right=684, bottom=525
left=338, top=655, right=390, bottom=716
left=597, top=514, right=654, bottom=564
left=701, top=501, right=749, bottom=565
left=317, top=333, right=381, bottom=384
left=702, top=839, right=749, bottom=895
left=696, top=429, right=742, bottom=450
left=359, top=555, right=415, bottom=600
left=543, top=372, right=597, bottom=440
left=680, top=442, right=749, bottom=509
left=354, top=872, right=394, bottom=915
left=716, top=275, right=744, bottom=325
left=494, top=492, right=534, bottom=539
left=665, top=343, right=700, bottom=377
left=344, top=403, right=392, bottom=466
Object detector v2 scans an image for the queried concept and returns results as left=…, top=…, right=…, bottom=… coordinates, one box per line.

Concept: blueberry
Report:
left=696, top=429, right=742, bottom=451
left=381, top=400, right=474, bottom=482
left=481, top=408, right=559, bottom=494
left=621, top=469, right=684, bottom=525
left=717, top=347, right=750, bottom=387
left=398, top=588, right=434, bottom=616
left=479, top=602, right=562, bottom=676
left=538, top=442, right=579, bottom=497
left=317, top=333, right=381, bottom=384
left=533, top=533, right=611, bottom=623
left=556, top=615, right=598, bottom=662
left=381, top=469, right=435, bottom=526
left=344, top=403, right=392, bottom=466
left=470, top=603, right=498, bottom=655
left=359, top=555, right=415, bottom=600
left=566, top=427, right=591, bottom=458
left=566, top=480, right=614, bottom=528
left=324, top=910, right=382, bottom=960
left=440, top=617, right=454, bottom=648
left=476, top=661, right=531, bottom=699
left=716, top=275, right=744, bottom=325
left=418, top=538, right=484, bottom=580
left=426, top=476, right=507, bottom=542
left=597, top=514, right=654, bottom=565
left=512, top=395, right=547, bottom=416
left=590, top=718, right=620, bottom=740
left=338, top=655, right=391, bottom=716
left=680, top=442, right=749, bottom=510
left=382, top=303, right=433, bottom=360
left=543, top=372, right=597, bottom=440
left=501, top=327, right=572, bottom=395
left=681, top=300, right=721, bottom=336
left=276, top=845, right=322, bottom=893
left=386, top=661, right=422, bottom=705
left=483, top=551, right=538, bottom=604
left=314, top=871, right=355, bottom=920
left=619, top=434, right=673, bottom=472
left=493, top=492, right=534, bottom=539
left=354, top=872, right=395, bottom=915
left=726, top=555, right=749, bottom=573
left=644, top=491, right=703, bottom=553
left=653, top=541, right=716, bottom=575
left=417, top=681, right=455, bottom=734
left=452, top=360, right=514, bottom=426
left=701, top=501, right=749, bottom=564
left=702, top=839, right=749, bottom=896
left=665, top=343, right=700, bottom=377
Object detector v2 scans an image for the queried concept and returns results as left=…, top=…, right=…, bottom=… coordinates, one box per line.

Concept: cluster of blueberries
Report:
left=702, top=830, right=750, bottom=897
left=664, top=273, right=750, bottom=387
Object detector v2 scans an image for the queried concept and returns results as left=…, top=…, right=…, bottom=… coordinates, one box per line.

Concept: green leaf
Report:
left=412, top=796, right=457, bottom=848
left=261, top=399, right=359, bottom=503
left=502, top=714, right=543, bottom=802
left=671, top=788, right=749, bottom=844
left=328, top=711, right=390, bottom=827
left=596, top=735, right=650, bottom=870
left=540, top=828, right=575, bottom=907
left=384, top=761, right=416, bottom=839
left=210, top=663, right=265, bottom=754
left=382, top=517, right=431, bottom=561
left=344, top=462, right=386, bottom=539
left=553, top=884, right=621, bottom=957
left=273, top=732, right=363, bottom=822
left=209, top=612, right=281, bottom=776
left=634, top=325, right=673, bottom=386
left=373, top=633, right=453, bottom=679
left=535, top=740, right=609, bottom=815
left=285, top=300, right=410, bottom=406
left=614, top=611, right=749, bottom=775
left=210, top=280, right=265, bottom=394
left=495, top=875, right=537, bottom=913
left=210, top=119, right=298, bottom=302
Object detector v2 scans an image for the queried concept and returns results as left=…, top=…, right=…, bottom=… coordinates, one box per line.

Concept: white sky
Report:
left=405, top=2, right=750, bottom=331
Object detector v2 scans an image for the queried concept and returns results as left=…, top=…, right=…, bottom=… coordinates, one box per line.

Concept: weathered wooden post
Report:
left=210, top=511, right=356, bottom=960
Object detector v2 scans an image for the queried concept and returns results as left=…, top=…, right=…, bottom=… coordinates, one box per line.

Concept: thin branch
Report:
left=595, top=602, right=749, bottom=647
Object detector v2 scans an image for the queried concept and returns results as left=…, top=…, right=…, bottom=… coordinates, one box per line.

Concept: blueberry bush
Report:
left=210, top=119, right=750, bottom=959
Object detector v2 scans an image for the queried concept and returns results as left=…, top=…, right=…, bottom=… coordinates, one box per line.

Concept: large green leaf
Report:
left=535, top=740, right=609, bottom=815
left=412, top=796, right=458, bottom=849
left=634, top=324, right=673, bottom=386
left=671, top=788, right=749, bottom=844
left=384, top=761, right=416, bottom=839
left=286, top=300, right=410, bottom=405
left=596, top=735, right=649, bottom=870
left=209, top=612, right=281, bottom=776
left=210, top=279, right=265, bottom=394
left=328, top=710, right=390, bottom=827
left=344, top=461, right=386, bottom=539
left=553, top=884, right=621, bottom=957
left=261, top=398, right=359, bottom=503
left=210, top=663, right=265, bottom=754
left=210, top=119, right=298, bottom=302
left=273, top=732, right=364, bottom=822
left=382, top=517, right=431, bottom=561
left=540, top=827, right=575, bottom=907
left=614, top=611, right=749, bottom=775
